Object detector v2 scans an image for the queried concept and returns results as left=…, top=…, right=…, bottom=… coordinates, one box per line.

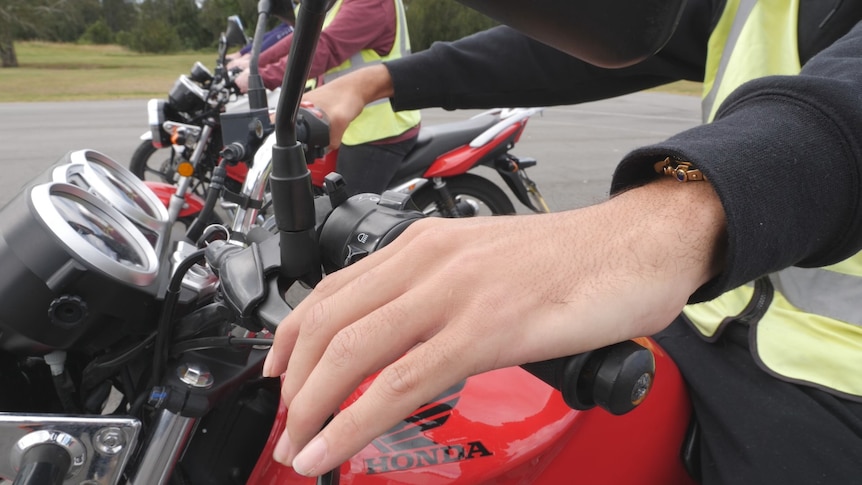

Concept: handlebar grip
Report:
left=12, top=443, right=71, bottom=485
left=520, top=340, right=655, bottom=415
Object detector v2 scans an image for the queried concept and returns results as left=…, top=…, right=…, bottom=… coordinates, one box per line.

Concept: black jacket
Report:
left=384, top=0, right=862, bottom=301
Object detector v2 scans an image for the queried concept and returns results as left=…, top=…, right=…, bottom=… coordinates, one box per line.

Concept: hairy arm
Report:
left=263, top=178, right=726, bottom=476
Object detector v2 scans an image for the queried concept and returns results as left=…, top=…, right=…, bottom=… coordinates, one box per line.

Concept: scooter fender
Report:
left=144, top=181, right=206, bottom=218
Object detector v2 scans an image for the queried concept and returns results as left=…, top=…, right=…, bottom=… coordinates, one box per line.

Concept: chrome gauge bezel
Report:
left=30, top=182, right=159, bottom=287
left=54, top=149, right=169, bottom=232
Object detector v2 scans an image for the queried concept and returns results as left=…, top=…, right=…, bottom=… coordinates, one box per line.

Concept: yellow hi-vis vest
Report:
left=685, top=0, right=862, bottom=401
left=304, top=0, right=420, bottom=146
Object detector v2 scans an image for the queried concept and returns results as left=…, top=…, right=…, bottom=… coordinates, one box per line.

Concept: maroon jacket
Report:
left=258, top=0, right=398, bottom=90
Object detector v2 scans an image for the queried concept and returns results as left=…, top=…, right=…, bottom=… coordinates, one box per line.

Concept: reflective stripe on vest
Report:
left=313, top=0, right=420, bottom=146
left=686, top=0, right=862, bottom=400
left=701, top=0, right=801, bottom=122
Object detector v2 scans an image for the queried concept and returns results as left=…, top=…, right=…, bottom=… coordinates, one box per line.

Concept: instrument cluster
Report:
left=0, top=149, right=172, bottom=353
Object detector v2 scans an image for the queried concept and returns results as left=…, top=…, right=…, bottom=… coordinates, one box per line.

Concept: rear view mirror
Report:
left=225, top=15, right=250, bottom=48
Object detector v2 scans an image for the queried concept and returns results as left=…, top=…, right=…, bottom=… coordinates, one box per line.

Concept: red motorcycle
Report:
left=245, top=338, right=697, bottom=484
left=230, top=105, right=550, bottom=217
left=142, top=104, right=551, bottom=245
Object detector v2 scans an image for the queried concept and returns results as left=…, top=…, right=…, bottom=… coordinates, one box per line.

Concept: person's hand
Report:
left=301, top=65, right=396, bottom=150
left=234, top=69, right=250, bottom=94
left=261, top=177, right=727, bottom=477
left=227, top=53, right=251, bottom=71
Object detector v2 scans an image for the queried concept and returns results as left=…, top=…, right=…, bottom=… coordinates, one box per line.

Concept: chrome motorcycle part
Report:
left=171, top=241, right=219, bottom=298
left=11, top=430, right=85, bottom=478
left=162, top=121, right=203, bottom=146
left=127, top=410, right=196, bottom=485
left=54, top=149, right=169, bottom=243
left=28, top=183, right=159, bottom=285
left=0, top=182, right=160, bottom=352
left=177, top=362, right=215, bottom=389
left=229, top=133, right=275, bottom=233
left=0, top=414, right=140, bottom=485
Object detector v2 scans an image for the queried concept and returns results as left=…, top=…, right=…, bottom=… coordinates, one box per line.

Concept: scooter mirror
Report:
left=225, top=15, right=250, bottom=48
left=457, top=0, right=687, bottom=68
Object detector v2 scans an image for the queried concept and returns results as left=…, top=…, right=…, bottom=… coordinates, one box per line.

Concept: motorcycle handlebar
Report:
left=520, top=340, right=655, bottom=415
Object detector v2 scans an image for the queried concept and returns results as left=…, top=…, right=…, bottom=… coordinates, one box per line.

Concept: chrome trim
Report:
left=230, top=133, right=275, bottom=233
left=172, top=241, right=219, bottom=297
left=0, top=413, right=140, bottom=485
left=59, top=150, right=169, bottom=231
left=30, top=183, right=159, bottom=287
left=127, top=410, right=196, bottom=485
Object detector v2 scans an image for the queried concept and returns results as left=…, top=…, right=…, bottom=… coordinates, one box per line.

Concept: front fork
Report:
left=495, top=155, right=551, bottom=213
left=430, top=178, right=476, bottom=217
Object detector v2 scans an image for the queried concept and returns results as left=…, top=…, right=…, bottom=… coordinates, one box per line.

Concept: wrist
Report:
left=605, top=178, right=727, bottom=297
left=355, top=65, right=395, bottom=105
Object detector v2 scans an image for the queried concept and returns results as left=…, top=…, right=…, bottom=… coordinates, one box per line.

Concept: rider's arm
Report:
left=384, top=0, right=714, bottom=111
left=259, top=0, right=396, bottom=90
left=265, top=175, right=726, bottom=477
left=612, top=20, right=862, bottom=302
left=268, top=17, right=862, bottom=479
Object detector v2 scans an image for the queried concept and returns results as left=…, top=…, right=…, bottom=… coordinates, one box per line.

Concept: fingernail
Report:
left=273, top=430, right=292, bottom=465
left=292, top=436, right=328, bottom=477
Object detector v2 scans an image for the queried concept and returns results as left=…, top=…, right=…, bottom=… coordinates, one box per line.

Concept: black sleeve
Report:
left=385, top=0, right=715, bottom=111
left=611, top=20, right=862, bottom=302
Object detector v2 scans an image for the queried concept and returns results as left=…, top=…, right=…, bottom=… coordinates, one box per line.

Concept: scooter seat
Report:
left=393, top=113, right=500, bottom=181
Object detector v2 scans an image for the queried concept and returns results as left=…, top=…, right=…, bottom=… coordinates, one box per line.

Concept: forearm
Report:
left=259, top=33, right=294, bottom=67
left=264, top=175, right=726, bottom=476
left=386, top=13, right=709, bottom=111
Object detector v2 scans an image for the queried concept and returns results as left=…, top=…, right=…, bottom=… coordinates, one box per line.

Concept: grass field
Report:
left=1, top=41, right=702, bottom=102
left=0, top=42, right=218, bottom=102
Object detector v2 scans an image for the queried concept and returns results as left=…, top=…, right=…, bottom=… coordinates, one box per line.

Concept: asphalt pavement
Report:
left=0, top=93, right=701, bottom=210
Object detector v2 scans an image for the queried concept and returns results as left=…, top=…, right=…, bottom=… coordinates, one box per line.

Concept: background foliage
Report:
left=1, top=0, right=496, bottom=67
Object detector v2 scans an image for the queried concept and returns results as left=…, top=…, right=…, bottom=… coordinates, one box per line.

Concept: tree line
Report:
left=0, top=0, right=497, bottom=68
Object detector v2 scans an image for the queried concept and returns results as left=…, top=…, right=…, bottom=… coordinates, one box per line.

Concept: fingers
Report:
left=263, top=245, right=406, bottom=379
left=280, top=289, right=446, bottom=459
left=287, top=327, right=474, bottom=476
left=263, top=221, right=432, bottom=378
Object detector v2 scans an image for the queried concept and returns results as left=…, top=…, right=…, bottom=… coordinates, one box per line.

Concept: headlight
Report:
left=189, top=61, right=213, bottom=85
left=168, top=75, right=208, bottom=114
